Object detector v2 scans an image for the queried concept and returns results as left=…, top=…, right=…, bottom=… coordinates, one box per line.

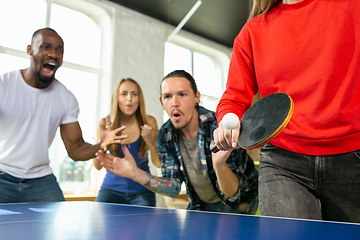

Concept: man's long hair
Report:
left=161, top=70, right=198, bottom=96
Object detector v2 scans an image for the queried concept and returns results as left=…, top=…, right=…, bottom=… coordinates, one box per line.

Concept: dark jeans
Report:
left=259, top=144, right=360, bottom=223
left=96, top=187, right=156, bottom=207
left=0, top=171, right=65, bottom=203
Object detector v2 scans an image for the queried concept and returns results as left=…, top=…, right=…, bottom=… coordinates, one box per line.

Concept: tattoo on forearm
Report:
left=143, top=172, right=179, bottom=197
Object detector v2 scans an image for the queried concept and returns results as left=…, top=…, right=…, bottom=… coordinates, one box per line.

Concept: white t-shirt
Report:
left=0, top=70, right=79, bottom=178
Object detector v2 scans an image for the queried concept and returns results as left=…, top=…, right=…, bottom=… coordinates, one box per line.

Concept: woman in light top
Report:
left=94, top=78, right=160, bottom=206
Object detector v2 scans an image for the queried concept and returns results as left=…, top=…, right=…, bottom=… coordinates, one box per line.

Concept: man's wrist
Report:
left=99, top=141, right=106, bottom=150
left=132, top=168, right=147, bottom=184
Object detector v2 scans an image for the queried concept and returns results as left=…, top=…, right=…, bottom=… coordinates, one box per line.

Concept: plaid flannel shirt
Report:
left=157, top=106, right=258, bottom=210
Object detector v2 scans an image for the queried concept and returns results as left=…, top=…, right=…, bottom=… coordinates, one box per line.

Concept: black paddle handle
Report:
left=210, top=141, right=219, bottom=153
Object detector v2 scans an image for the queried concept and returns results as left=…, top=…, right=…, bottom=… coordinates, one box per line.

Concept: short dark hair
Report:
left=161, top=70, right=198, bottom=95
left=31, top=28, right=59, bottom=44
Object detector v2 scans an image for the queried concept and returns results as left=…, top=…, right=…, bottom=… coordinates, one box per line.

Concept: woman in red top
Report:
left=214, top=0, right=360, bottom=222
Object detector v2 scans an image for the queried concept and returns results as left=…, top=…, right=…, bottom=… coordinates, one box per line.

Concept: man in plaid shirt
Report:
left=97, top=70, right=258, bottom=213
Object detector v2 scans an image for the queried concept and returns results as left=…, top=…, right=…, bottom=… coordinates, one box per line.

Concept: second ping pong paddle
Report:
left=211, top=93, right=294, bottom=152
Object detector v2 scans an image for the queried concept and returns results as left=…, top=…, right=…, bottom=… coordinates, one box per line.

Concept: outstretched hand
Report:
left=99, top=117, right=128, bottom=151
left=96, top=144, right=138, bottom=179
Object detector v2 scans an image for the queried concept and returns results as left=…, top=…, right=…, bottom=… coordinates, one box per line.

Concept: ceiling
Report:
left=107, top=0, right=251, bottom=48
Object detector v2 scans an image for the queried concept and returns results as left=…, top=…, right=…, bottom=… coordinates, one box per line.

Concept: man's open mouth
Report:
left=42, top=62, right=57, bottom=77
left=172, top=112, right=182, bottom=121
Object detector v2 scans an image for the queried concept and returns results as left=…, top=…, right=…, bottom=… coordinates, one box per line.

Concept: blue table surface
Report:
left=0, top=201, right=359, bottom=240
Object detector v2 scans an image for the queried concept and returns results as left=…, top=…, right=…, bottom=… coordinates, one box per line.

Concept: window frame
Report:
left=164, top=34, right=231, bottom=112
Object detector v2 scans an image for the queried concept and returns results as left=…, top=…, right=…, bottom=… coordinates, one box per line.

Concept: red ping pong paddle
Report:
left=211, top=93, right=294, bottom=152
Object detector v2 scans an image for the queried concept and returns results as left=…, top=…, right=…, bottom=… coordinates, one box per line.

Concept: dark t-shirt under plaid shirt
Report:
left=157, top=106, right=258, bottom=210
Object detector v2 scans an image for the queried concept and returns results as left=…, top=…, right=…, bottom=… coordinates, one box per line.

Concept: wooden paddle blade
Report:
left=239, top=93, right=294, bottom=149
left=210, top=93, right=294, bottom=153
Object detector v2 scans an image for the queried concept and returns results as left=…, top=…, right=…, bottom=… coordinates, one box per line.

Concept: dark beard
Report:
left=34, top=65, right=55, bottom=86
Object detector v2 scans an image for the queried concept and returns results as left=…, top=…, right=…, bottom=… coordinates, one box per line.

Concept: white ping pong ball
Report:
left=222, top=113, right=240, bottom=130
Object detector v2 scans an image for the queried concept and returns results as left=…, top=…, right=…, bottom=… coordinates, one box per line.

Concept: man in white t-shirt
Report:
left=0, top=28, right=119, bottom=203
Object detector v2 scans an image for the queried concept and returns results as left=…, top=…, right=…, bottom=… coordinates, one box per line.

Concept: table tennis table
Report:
left=0, top=201, right=359, bottom=240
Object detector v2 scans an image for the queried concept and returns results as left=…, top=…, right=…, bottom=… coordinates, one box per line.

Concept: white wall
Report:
left=94, top=0, right=232, bottom=127
left=111, top=6, right=168, bottom=124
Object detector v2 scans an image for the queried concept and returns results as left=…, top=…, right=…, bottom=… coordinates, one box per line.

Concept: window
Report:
left=0, top=0, right=111, bottom=197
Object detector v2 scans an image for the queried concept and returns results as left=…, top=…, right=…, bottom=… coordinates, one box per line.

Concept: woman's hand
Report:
left=99, top=117, right=128, bottom=151
left=141, top=124, right=156, bottom=147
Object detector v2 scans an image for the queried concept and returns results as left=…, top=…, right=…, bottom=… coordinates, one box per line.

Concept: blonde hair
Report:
left=109, top=78, right=149, bottom=158
left=248, top=0, right=282, bottom=20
